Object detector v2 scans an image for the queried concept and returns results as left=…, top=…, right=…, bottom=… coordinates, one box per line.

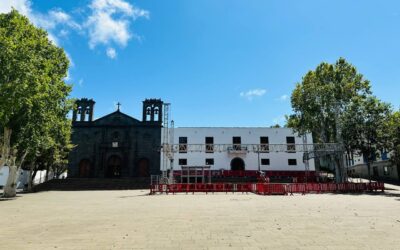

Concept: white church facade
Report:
left=163, top=127, right=315, bottom=175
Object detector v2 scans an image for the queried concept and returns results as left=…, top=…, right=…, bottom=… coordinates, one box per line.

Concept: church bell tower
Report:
left=142, top=99, right=163, bottom=124
left=73, top=98, right=95, bottom=122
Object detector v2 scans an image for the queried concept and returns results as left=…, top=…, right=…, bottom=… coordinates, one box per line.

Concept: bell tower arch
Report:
left=73, top=98, right=95, bottom=122
left=142, top=99, right=163, bottom=123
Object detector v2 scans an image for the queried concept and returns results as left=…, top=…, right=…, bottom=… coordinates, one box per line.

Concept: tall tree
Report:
left=340, top=96, right=392, bottom=182
left=287, top=58, right=371, bottom=142
left=287, top=58, right=371, bottom=181
left=0, top=10, right=72, bottom=197
left=385, top=110, right=400, bottom=180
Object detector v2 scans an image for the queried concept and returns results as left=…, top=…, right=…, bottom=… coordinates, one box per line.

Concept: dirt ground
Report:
left=1, top=187, right=400, bottom=250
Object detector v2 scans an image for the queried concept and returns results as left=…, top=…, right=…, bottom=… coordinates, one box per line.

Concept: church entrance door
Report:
left=230, top=157, right=245, bottom=171
left=79, top=159, right=91, bottom=177
left=107, top=155, right=122, bottom=178
left=138, top=158, right=150, bottom=177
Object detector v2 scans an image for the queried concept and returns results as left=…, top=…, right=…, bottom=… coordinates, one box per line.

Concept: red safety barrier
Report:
left=150, top=182, right=384, bottom=195
left=287, top=183, right=307, bottom=195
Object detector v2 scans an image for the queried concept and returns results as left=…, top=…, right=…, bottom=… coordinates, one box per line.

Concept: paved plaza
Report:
left=1, top=188, right=400, bottom=250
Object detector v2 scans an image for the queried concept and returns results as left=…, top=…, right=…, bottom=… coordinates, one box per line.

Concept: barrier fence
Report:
left=150, top=182, right=384, bottom=195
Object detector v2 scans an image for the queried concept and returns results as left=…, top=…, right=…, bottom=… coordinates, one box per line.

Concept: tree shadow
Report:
left=0, top=195, right=22, bottom=201
left=325, top=191, right=400, bottom=199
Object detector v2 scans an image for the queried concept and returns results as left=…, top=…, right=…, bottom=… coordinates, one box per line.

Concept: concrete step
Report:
left=33, top=178, right=151, bottom=192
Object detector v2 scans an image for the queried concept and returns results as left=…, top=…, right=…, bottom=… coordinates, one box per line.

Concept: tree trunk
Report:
left=45, top=164, right=49, bottom=182
left=27, top=163, right=34, bottom=192
left=367, top=160, right=371, bottom=184
left=3, top=165, right=18, bottom=198
left=2, top=151, right=28, bottom=198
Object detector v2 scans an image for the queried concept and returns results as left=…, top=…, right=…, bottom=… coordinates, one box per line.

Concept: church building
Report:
left=68, top=98, right=163, bottom=178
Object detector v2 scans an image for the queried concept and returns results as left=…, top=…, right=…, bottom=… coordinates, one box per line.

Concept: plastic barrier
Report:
left=287, top=183, right=307, bottom=195
left=150, top=182, right=384, bottom=195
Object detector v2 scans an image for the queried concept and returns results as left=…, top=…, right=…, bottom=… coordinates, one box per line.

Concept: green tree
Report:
left=287, top=58, right=371, bottom=182
left=0, top=10, right=72, bottom=197
left=287, top=58, right=371, bottom=142
left=385, top=110, right=400, bottom=180
left=340, top=96, right=392, bottom=182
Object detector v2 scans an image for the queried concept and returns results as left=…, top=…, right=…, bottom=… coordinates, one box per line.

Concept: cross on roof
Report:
left=116, top=102, right=121, bottom=111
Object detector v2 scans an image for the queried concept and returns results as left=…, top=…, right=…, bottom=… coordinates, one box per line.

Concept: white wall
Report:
left=162, top=127, right=315, bottom=172
left=0, top=167, right=65, bottom=189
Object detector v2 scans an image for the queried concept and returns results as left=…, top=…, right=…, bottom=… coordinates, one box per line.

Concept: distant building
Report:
left=68, top=98, right=163, bottom=178
left=163, top=127, right=315, bottom=174
left=347, top=151, right=399, bottom=182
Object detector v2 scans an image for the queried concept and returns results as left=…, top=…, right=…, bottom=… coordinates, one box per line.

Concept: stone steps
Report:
left=33, top=178, right=151, bottom=192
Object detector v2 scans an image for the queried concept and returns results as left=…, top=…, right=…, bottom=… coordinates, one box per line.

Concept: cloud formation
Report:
left=240, top=88, right=267, bottom=100
left=106, top=47, right=117, bottom=59
left=85, top=0, right=149, bottom=49
left=278, top=94, right=289, bottom=101
left=0, top=0, right=149, bottom=59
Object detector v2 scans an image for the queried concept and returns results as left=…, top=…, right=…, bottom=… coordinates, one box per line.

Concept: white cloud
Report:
left=240, top=88, right=267, bottom=100
left=0, top=0, right=31, bottom=16
left=78, top=78, right=84, bottom=86
left=0, top=0, right=149, bottom=60
left=85, top=0, right=149, bottom=50
left=278, top=94, right=289, bottom=101
left=106, top=47, right=117, bottom=59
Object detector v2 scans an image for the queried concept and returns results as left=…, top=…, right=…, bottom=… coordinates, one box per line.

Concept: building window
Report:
left=261, top=158, right=270, bottom=165
left=179, top=159, right=187, bottom=165
left=179, top=137, right=187, bottom=153
left=205, top=137, right=214, bottom=153
left=260, top=136, right=269, bottom=152
left=288, top=159, right=297, bottom=166
left=205, top=158, right=214, bottom=165
left=286, top=136, right=296, bottom=152
left=112, top=142, right=118, bottom=148
left=232, top=136, right=241, bottom=150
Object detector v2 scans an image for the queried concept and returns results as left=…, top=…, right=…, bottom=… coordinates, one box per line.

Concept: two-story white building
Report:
left=162, top=127, right=315, bottom=176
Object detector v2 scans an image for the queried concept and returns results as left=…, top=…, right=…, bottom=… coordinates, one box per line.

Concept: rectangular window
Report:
left=260, top=136, right=269, bottom=152
left=205, top=137, right=214, bottom=153
left=233, top=136, right=241, bottom=144
left=232, top=136, right=241, bottom=150
left=288, top=159, right=297, bottom=166
left=286, top=136, right=296, bottom=152
left=179, top=158, right=187, bottom=165
left=179, top=137, right=187, bottom=153
left=261, top=158, right=270, bottom=165
left=205, top=158, right=214, bottom=165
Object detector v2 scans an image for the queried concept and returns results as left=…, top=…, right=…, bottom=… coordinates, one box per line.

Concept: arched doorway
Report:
left=107, top=155, right=122, bottom=178
left=79, top=159, right=91, bottom=177
left=230, top=157, right=245, bottom=171
left=137, top=158, right=150, bottom=177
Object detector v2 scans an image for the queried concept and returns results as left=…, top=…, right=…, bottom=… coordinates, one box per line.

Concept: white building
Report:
left=162, top=127, right=315, bottom=175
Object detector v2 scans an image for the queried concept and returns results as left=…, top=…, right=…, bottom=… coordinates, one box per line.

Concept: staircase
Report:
left=33, top=177, right=150, bottom=192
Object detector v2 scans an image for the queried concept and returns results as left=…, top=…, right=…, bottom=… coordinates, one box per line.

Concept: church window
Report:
left=112, top=131, right=119, bottom=140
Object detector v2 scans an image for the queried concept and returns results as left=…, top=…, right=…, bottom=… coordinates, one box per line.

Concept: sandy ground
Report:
left=1, top=188, right=400, bottom=250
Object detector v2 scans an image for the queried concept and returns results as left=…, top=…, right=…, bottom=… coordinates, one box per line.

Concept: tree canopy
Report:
left=287, top=58, right=371, bottom=143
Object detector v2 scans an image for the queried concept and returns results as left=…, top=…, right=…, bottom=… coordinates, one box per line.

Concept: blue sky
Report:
left=1, top=0, right=399, bottom=127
